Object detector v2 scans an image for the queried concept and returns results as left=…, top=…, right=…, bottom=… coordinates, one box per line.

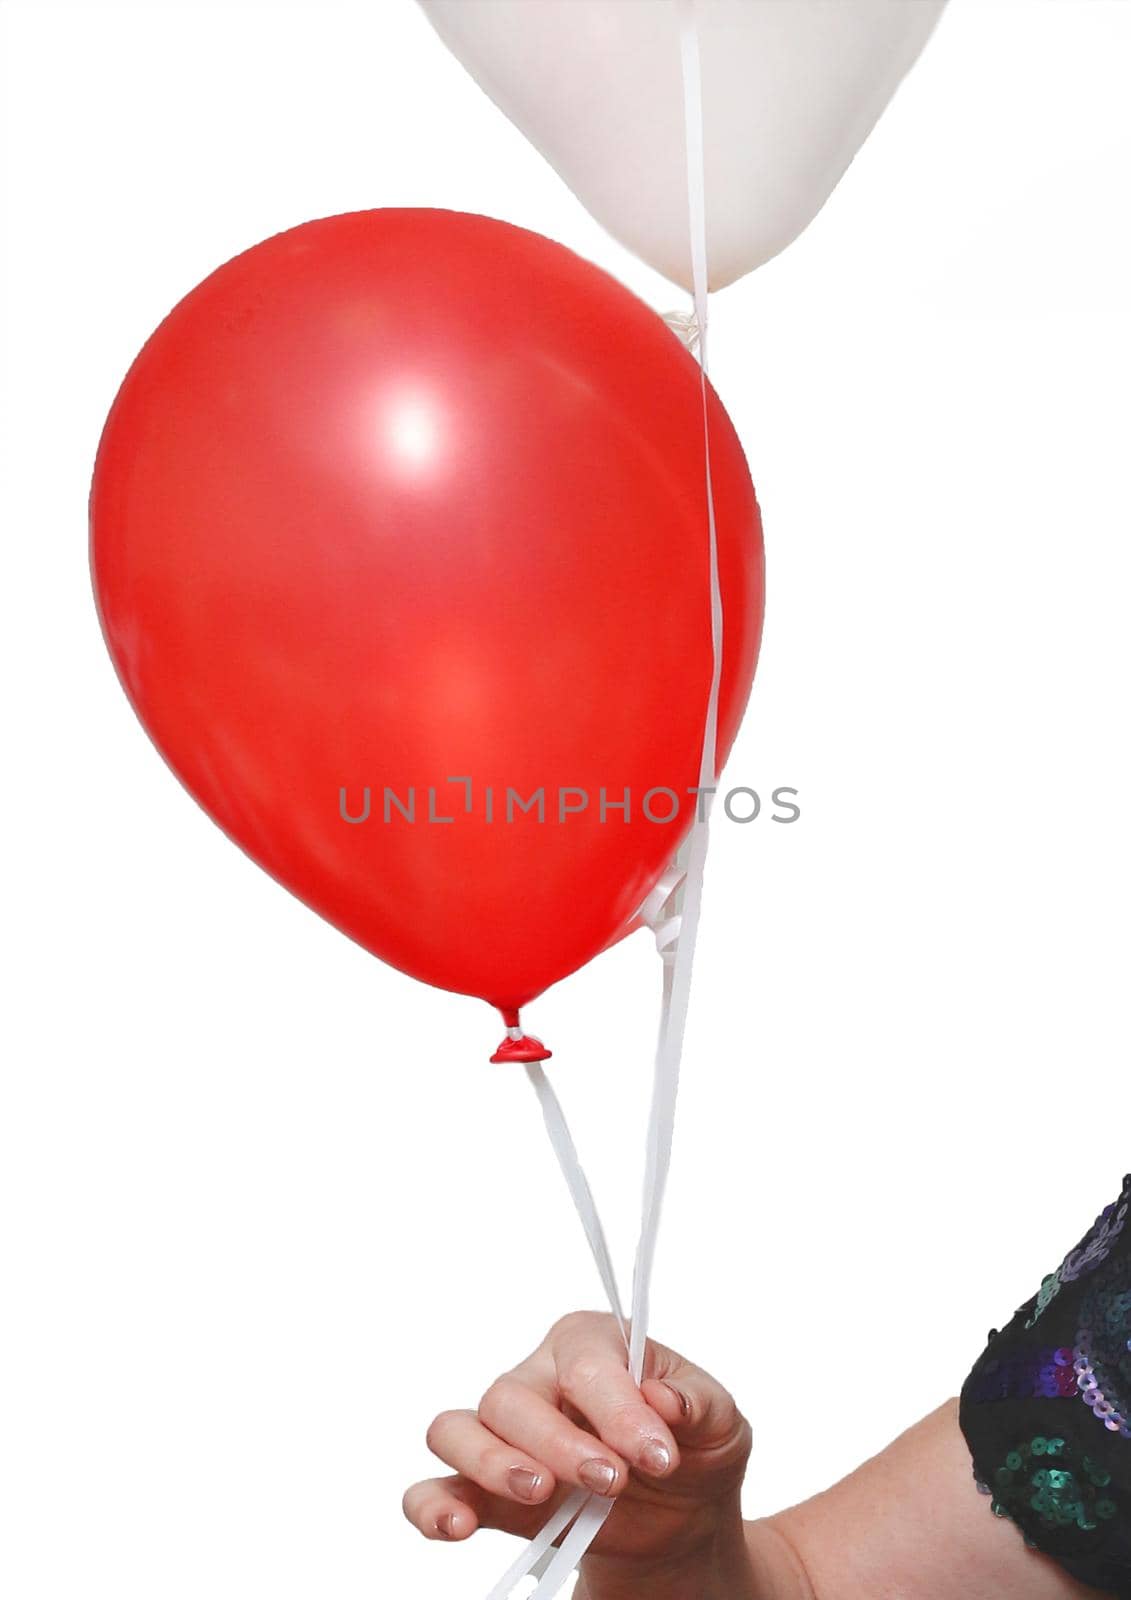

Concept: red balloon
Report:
left=91, top=210, right=764, bottom=1021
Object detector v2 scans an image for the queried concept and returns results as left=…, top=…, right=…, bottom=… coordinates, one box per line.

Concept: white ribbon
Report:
left=484, top=1487, right=592, bottom=1600
left=524, top=1062, right=629, bottom=1351
left=639, top=862, right=688, bottom=965
left=629, top=0, right=721, bottom=1394
left=484, top=4, right=720, bottom=1593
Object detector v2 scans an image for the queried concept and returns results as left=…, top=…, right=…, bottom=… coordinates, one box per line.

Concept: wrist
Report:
left=746, top=1514, right=818, bottom=1600
left=576, top=1494, right=759, bottom=1600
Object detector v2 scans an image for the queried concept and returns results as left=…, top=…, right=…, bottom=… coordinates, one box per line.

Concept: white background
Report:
left=2, top=1, right=1130, bottom=1595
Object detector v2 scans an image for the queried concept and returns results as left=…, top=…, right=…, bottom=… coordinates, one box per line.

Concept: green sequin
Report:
left=986, top=1435, right=1120, bottom=1536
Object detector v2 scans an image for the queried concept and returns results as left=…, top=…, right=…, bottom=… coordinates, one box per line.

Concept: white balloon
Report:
left=420, top=0, right=947, bottom=292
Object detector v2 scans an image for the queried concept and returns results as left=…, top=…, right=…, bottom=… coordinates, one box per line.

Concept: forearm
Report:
left=774, top=1399, right=1097, bottom=1600
left=576, top=1402, right=1099, bottom=1600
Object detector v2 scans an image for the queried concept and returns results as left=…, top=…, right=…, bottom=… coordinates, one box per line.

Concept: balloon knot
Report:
left=661, top=308, right=701, bottom=354
left=491, top=1009, right=552, bottom=1064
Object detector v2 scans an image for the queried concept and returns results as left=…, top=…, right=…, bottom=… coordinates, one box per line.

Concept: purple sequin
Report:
left=968, top=1347, right=1079, bottom=1404
left=1073, top=1270, right=1131, bottom=1440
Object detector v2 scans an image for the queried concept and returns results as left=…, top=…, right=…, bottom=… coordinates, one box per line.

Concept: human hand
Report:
left=403, top=1311, right=755, bottom=1595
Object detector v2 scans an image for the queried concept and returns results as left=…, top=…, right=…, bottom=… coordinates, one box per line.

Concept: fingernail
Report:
left=578, top=1458, right=618, bottom=1495
left=436, top=1512, right=456, bottom=1539
left=508, top=1467, right=544, bottom=1502
left=638, top=1439, right=672, bottom=1476
left=663, top=1381, right=692, bottom=1419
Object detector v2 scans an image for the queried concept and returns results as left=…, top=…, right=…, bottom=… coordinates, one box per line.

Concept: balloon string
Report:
left=524, top=1063, right=629, bottom=1351
left=483, top=2, right=720, bottom=1592
left=481, top=1068, right=623, bottom=1600
left=483, top=1487, right=592, bottom=1600
left=629, top=0, right=722, bottom=1392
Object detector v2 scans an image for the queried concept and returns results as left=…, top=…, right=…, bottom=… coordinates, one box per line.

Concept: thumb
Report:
left=640, top=1373, right=750, bottom=1458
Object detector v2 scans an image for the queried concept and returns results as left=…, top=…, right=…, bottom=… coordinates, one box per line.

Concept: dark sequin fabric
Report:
left=1027, top=1197, right=1129, bottom=1328
left=961, top=1174, right=1131, bottom=1596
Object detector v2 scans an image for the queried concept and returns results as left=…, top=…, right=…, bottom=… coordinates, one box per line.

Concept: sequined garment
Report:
left=961, top=1174, right=1131, bottom=1596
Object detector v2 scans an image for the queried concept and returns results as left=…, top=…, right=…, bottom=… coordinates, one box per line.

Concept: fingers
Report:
left=426, top=1408, right=556, bottom=1507
left=478, top=1374, right=631, bottom=1496
left=403, top=1473, right=574, bottom=1544
left=548, top=1313, right=680, bottom=1482
left=405, top=1312, right=750, bottom=1560
left=402, top=1475, right=482, bottom=1542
